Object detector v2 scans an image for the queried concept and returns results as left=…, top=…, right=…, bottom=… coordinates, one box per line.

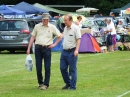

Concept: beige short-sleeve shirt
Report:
left=63, top=23, right=81, bottom=49
left=32, top=23, right=61, bottom=45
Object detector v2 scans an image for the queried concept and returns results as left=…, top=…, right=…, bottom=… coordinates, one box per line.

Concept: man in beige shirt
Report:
left=27, top=13, right=62, bottom=90
left=60, top=14, right=81, bottom=90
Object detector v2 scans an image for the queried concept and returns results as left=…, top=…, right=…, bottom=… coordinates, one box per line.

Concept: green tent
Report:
left=111, top=3, right=130, bottom=13
left=34, top=3, right=87, bottom=15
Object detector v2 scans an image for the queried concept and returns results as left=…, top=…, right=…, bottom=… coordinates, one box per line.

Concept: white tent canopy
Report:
left=76, top=7, right=99, bottom=12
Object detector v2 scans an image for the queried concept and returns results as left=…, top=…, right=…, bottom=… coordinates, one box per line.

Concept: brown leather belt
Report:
left=36, top=44, right=50, bottom=48
left=64, top=47, right=76, bottom=52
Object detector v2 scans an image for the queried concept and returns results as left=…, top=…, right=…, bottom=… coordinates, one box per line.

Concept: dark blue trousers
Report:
left=35, top=45, right=51, bottom=87
left=60, top=49, right=78, bottom=89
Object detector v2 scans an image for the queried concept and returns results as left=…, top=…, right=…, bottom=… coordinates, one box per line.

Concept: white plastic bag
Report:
left=25, top=54, right=33, bottom=72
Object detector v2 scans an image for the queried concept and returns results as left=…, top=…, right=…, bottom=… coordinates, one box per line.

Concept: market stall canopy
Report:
left=76, top=7, right=99, bottom=12
left=34, top=3, right=85, bottom=15
left=0, top=4, right=26, bottom=15
left=12, top=1, right=48, bottom=14
left=111, top=3, right=130, bottom=13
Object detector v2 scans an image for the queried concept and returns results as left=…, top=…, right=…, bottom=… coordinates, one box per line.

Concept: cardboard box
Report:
left=80, top=28, right=93, bottom=35
left=123, top=42, right=130, bottom=48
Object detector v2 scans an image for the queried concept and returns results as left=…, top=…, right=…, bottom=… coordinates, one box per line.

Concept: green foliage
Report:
left=0, top=51, right=130, bottom=97
left=0, top=0, right=18, bottom=5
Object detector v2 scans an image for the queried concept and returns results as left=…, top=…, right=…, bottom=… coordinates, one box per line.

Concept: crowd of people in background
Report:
left=92, top=11, right=130, bottom=52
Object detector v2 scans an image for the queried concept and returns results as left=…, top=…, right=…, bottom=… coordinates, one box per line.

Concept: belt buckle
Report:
left=68, top=48, right=72, bottom=51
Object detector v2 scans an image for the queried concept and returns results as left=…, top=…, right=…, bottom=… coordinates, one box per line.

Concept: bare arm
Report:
left=49, top=33, right=63, bottom=48
left=74, top=38, right=81, bottom=57
left=75, top=21, right=79, bottom=26
left=104, top=28, right=113, bottom=33
left=26, top=36, right=35, bottom=54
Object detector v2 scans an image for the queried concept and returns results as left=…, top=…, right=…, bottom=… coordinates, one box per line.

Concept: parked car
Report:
left=94, top=16, right=118, bottom=26
left=49, top=19, right=61, bottom=31
left=82, top=18, right=106, bottom=27
left=0, top=13, right=4, bottom=20
left=0, top=18, right=37, bottom=53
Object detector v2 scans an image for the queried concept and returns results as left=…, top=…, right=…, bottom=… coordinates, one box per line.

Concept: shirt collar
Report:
left=41, top=23, right=51, bottom=27
left=66, top=23, right=74, bottom=29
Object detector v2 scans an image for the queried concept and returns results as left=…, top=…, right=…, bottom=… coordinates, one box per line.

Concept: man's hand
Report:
left=74, top=38, right=80, bottom=57
left=48, top=44, right=56, bottom=48
left=74, top=50, right=79, bottom=57
left=26, top=49, right=30, bottom=54
left=49, top=34, right=63, bottom=48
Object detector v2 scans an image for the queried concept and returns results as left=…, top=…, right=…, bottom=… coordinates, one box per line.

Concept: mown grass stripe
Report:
left=117, top=90, right=130, bottom=97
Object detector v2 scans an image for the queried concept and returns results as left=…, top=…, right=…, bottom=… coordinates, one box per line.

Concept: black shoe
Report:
left=68, top=88, right=76, bottom=90
left=62, top=85, right=70, bottom=90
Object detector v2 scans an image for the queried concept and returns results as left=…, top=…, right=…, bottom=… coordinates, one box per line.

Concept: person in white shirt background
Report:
left=104, top=18, right=117, bottom=52
left=75, top=15, right=82, bottom=29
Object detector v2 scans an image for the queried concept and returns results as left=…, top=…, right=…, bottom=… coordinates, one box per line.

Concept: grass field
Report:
left=0, top=51, right=130, bottom=97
